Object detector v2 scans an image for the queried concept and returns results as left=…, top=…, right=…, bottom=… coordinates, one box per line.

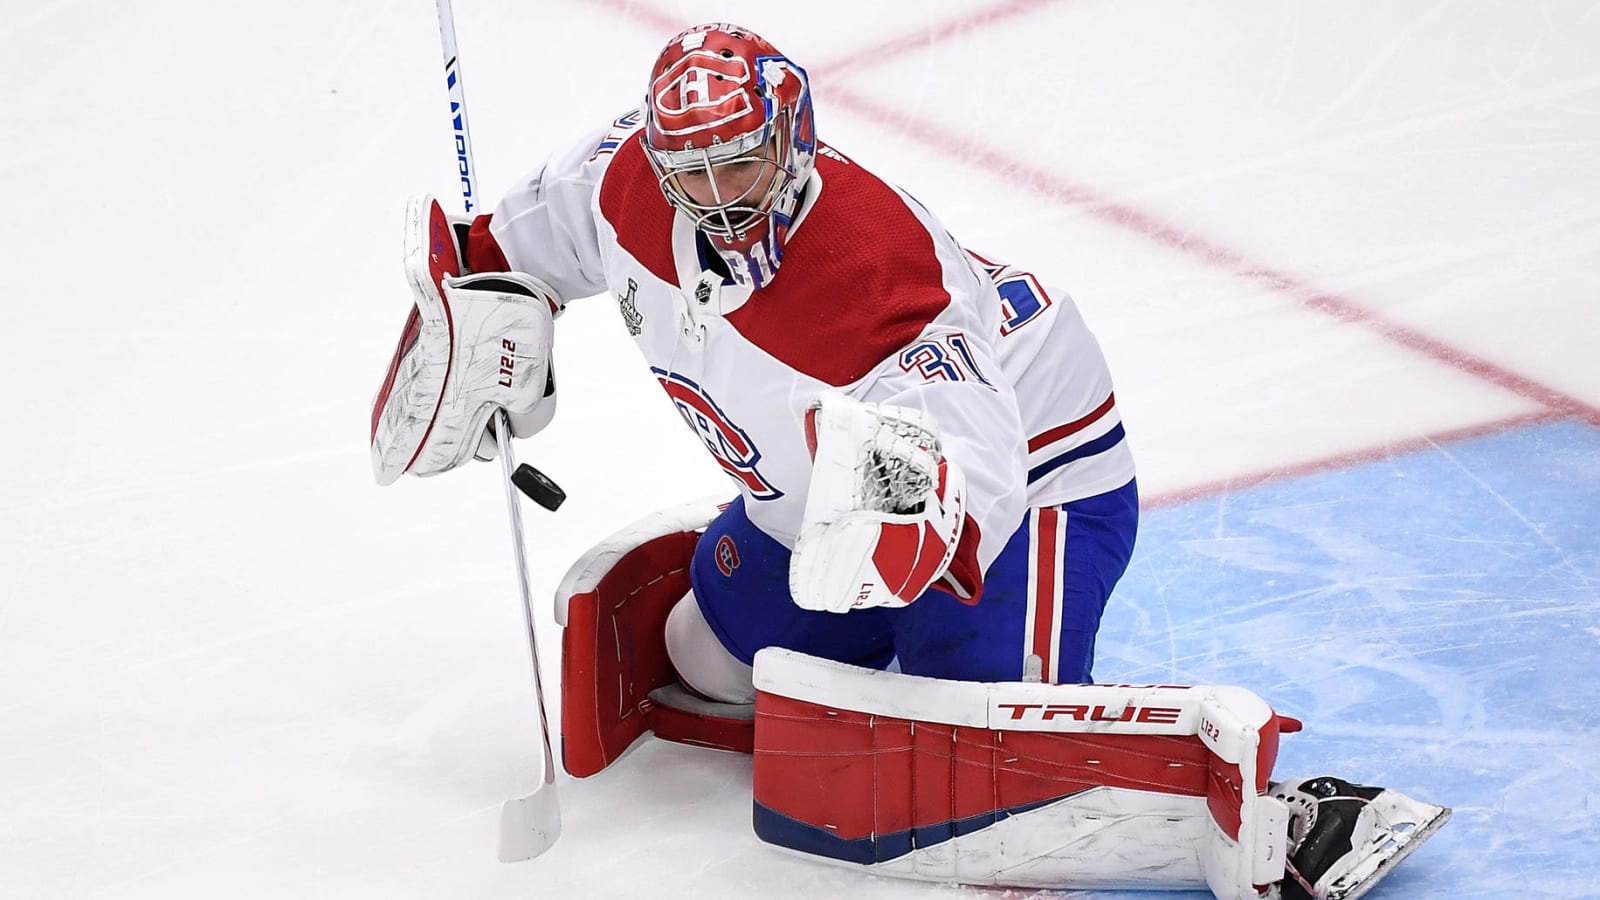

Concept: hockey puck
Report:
left=512, top=463, right=566, bottom=511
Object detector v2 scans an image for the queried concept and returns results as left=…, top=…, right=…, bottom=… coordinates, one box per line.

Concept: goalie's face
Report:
left=653, top=130, right=790, bottom=245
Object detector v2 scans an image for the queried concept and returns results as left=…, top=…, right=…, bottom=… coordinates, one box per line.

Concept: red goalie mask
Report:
left=641, top=23, right=817, bottom=288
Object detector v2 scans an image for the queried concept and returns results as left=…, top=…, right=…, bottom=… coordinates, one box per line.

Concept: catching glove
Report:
left=790, top=391, right=968, bottom=613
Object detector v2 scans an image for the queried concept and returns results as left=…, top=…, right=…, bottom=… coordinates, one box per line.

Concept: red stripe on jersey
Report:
left=965, top=247, right=1004, bottom=270
left=597, top=137, right=679, bottom=285
left=725, top=148, right=952, bottom=387
left=465, top=215, right=511, bottom=274
left=1027, top=392, right=1116, bottom=453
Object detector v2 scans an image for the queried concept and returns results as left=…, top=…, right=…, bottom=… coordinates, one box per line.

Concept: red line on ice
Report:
left=813, top=0, right=1059, bottom=77
left=589, top=0, right=1597, bottom=425
left=1142, top=409, right=1567, bottom=509
left=821, top=85, right=1600, bottom=429
left=583, top=0, right=682, bottom=34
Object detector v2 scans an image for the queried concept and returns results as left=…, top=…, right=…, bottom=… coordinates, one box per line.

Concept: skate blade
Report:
left=1323, top=801, right=1451, bottom=900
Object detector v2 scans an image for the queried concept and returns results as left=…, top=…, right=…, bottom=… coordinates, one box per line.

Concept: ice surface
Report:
left=3, top=1, right=1597, bottom=898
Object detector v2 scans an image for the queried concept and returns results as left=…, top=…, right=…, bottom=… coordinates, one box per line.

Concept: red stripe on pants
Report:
left=1032, top=508, right=1060, bottom=680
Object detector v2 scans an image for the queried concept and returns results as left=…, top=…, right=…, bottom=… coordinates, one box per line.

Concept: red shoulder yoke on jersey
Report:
left=556, top=497, right=753, bottom=778
left=750, top=648, right=1302, bottom=898
left=464, top=214, right=511, bottom=274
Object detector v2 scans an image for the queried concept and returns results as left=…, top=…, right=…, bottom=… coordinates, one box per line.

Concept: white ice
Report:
left=3, top=1, right=1597, bottom=898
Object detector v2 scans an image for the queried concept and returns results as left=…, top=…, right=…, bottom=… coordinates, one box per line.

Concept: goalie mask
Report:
left=641, top=23, right=817, bottom=289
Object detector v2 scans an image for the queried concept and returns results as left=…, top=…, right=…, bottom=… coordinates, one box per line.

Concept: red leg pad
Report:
left=560, top=529, right=754, bottom=777
left=747, top=648, right=1295, bottom=894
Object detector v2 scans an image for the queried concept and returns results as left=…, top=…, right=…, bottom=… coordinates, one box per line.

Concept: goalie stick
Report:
left=431, top=0, right=563, bottom=862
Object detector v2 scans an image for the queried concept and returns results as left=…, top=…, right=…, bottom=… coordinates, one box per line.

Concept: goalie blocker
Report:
left=370, top=194, right=561, bottom=485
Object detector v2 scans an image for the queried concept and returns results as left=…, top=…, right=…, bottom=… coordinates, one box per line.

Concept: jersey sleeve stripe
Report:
left=1027, top=423, right=1128, bottom=485
left=1027, top=392, right=1116, bottom=453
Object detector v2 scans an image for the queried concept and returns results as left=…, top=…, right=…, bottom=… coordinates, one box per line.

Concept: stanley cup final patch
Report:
left=617, top=277, right=644, bottom=336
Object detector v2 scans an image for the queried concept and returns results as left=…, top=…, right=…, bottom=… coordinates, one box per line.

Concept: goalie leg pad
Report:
left=751, top=647, right=1297, bottom=899
left=556, top=497, right=756, bottom=777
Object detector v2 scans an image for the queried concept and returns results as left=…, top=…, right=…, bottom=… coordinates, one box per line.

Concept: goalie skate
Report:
left=1273, top=776, right=1451, bottom=900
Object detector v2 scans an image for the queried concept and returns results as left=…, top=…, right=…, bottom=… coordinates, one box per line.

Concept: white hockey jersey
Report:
left=469, top=110, right=1134, bottom=581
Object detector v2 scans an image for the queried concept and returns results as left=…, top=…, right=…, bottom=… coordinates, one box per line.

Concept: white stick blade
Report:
left=497, top=783, right=562, bottom=862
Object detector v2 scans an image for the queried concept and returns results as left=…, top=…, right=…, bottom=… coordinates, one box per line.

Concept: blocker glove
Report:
left=370, top=195, right=560, bottom=484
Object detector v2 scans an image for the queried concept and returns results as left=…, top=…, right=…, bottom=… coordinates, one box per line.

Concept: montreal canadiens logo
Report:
left=654, top=369, right=782, bottom=500
left=714, top=535, right=741, bottom=576
left=650, top=51, right=753, bottom=137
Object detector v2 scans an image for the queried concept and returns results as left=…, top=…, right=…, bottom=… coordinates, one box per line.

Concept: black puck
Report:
left=512, top=463, right=566, bottom=511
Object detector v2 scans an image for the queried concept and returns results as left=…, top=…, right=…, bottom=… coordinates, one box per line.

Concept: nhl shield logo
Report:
left=617, top=277, right=643, bottom=336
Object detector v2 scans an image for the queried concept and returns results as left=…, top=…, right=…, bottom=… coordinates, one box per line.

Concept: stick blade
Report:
left=497, top=782, right=562, bottom=862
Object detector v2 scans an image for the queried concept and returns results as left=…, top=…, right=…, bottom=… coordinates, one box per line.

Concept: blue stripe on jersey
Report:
left=1027, top=423, right=1127, bottom=484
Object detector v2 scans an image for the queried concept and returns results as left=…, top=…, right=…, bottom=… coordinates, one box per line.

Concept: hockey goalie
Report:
left=370, top=20, right=1448, bottom=899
